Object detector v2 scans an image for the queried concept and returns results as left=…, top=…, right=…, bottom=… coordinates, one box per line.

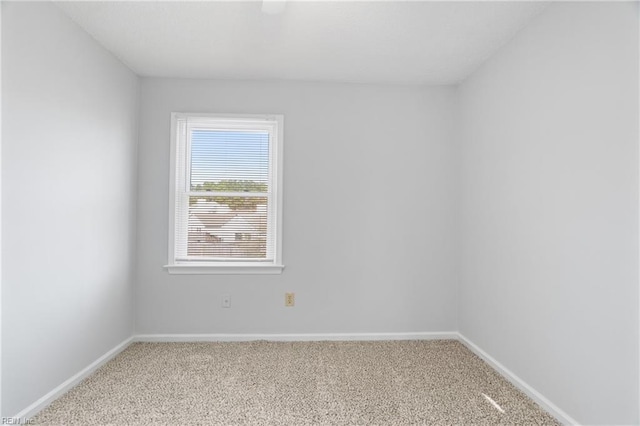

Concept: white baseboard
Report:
left=456, top=333, right=579, bottom=426
left=12, top=336, right=134, bottom=421
left=134, top=331, right=458, bottom=342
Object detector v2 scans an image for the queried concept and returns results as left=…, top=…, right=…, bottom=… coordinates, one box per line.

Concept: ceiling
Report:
left=55, top=1, right=549, bottom=85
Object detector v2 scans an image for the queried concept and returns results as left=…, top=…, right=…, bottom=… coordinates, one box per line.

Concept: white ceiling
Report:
left=55, top=1, right=549, bottom=85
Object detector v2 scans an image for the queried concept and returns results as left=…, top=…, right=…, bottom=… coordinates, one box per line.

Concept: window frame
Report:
left=165, top=113, right=284, bottom=275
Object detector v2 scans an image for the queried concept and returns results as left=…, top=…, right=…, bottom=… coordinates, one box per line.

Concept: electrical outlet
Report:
left=285, top=292, right=295, bottom=307
left=222, top=294, right=231, bottom=308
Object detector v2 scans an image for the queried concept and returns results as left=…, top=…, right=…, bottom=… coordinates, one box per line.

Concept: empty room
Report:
left=1, top=0, right=639, bottom=425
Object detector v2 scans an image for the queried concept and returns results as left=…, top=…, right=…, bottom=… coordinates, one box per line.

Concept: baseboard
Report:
left=456, top=333, right=579, bottom=426
left=12, top=336, right=134, bottom=420
left=134, top=331, right=458, bottom=342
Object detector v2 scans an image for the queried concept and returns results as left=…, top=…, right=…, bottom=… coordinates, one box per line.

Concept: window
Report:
left=166, top=113, right=284, bottom=274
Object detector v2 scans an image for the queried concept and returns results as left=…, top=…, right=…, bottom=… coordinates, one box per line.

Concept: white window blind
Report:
left=167, top=114, right=284, bottom=274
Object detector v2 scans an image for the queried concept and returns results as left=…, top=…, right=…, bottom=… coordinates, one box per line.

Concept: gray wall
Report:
left=1, top=2, right=139, bottom=416
left=135, top=79, right=458, bottom=335
left=457, top=3, right=639, bottom=424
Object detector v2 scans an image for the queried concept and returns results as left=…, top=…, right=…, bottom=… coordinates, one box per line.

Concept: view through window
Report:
left=188, top=129, right=269, bottom=259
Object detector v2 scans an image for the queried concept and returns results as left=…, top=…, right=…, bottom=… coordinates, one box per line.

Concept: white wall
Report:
left=0, top=1, right=4, bottom=415
left=1, top=2, right=139, bottom=416
left=136, top=79, right=457, bottom=335
left=457, top=2, right=639, bottom=424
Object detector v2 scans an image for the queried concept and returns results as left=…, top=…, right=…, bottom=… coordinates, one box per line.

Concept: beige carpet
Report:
left=32, top=340, right=560, bottom=425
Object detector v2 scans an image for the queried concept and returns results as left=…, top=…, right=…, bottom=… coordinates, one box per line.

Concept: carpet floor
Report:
left=32, top=340, right=560, bottom=425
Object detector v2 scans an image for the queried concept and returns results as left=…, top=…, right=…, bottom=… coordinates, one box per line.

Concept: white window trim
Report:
left=165, top=113, right=284, bottom=275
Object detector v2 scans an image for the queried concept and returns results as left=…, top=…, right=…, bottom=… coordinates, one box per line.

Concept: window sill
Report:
left=164, top=263, right=285, bottom=275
